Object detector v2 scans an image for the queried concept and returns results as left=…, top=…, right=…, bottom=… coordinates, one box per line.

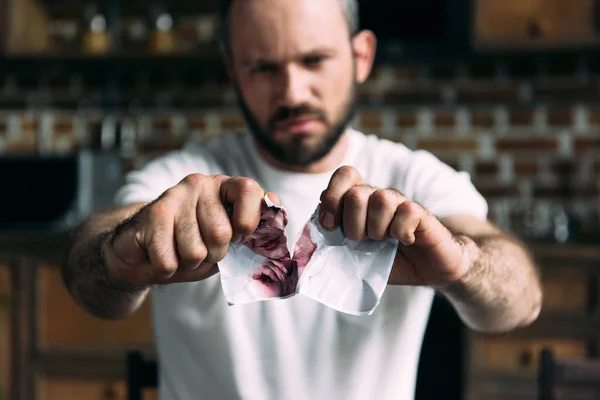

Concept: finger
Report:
left=197, top=192, right=233, bottom=264
left=389, top=201, right=426, bottom=246
left=162, top=262, right=218, bottom=284
left=342, top=185, right=375, bottom=240
left=367, top=189, right=404, bottom=240
left=106, top=216, right=155, bottom=286
left=109, top=211, right=148, bottom=268
left=320, top=166, right=365, bottom=230
left=174, top=207, right=207, bottom=270
left=220, top=176, right=266, bottom=243
left=140, top=201, right=179, bottom=280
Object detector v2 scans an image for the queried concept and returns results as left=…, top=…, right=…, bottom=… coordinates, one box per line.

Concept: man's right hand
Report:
left=104, top=174, right=276, bottom=286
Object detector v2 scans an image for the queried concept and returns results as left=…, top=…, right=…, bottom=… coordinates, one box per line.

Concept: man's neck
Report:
left=255, top=130, right=350, bottom=174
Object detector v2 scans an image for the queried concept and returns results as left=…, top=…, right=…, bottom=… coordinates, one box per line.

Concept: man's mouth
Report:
left=274, top=117, right=321, bottom=135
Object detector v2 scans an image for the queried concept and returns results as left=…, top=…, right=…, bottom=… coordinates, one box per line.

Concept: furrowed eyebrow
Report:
left=241, top=47, right=338, bottom=66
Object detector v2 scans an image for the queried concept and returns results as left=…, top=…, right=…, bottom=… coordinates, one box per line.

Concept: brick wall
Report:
left=1, top=56, right=599, bottom=242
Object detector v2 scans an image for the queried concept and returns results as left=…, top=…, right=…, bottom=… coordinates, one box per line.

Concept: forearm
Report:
left=63, top=204, right=149, bottom=320
left=438, top=234, right=542, bottom=333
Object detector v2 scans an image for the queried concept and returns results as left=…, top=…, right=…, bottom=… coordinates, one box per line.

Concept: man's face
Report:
left=244, top=207, right=289, bottom=259
left=227, top=0, right=373, bottom=167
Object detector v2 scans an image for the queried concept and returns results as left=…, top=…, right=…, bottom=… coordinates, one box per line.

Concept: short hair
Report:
left=218, top=0, right=360, bottom=54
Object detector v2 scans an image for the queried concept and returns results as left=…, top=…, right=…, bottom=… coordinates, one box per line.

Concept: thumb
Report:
left=108, top=221, right=148, bottom=267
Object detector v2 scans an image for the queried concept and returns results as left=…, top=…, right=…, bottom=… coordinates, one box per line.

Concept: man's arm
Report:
left=62, top=203, right=149, bottom=320
left=437, top=215, right=542, bottom=333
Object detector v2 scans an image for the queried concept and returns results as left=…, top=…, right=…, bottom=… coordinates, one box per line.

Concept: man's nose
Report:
left=276, top=64, right=311, bottom=108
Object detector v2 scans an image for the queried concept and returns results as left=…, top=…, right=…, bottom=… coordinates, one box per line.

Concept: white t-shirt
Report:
left=114, top=128, right=487, bottom=400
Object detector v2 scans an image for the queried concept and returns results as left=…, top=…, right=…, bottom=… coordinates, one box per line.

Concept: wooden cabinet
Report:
left=3, top=259, right=155, bottom=400
left=37, top=264, right=153, bottom=351
left=464, top=244, right=600, bottom=400
left=474, top=0, right=599, bottom=49
left=473, top=337, right=588, bottom=373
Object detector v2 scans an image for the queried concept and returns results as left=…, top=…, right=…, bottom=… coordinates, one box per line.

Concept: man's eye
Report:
left=257, top=220, right=266, bottom=228
left=304, top=55, right=324, bottom=67
left=253, top=63, right=278, bottom=74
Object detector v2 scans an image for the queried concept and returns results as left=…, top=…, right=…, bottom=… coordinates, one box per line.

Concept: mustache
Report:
left=268, top=105, right=326, bottom=129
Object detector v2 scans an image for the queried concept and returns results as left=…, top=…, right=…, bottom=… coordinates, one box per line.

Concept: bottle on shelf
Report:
left=149, top=5, right=176, bottom=54
left=81, top=4, right=110, bottom=54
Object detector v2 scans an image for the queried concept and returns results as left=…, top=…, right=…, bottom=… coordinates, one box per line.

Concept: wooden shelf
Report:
left=0, top=47, right=221, bottom=64
left=42, top=0, right=220, bottom=18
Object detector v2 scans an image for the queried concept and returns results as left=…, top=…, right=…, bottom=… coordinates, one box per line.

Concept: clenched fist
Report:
left=104, top=174, right=278, bottom=286
left=319, top=166, right=471, bottom=286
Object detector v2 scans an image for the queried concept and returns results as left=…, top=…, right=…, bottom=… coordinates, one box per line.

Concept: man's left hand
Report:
left=319, top=166, right=476, bottom=286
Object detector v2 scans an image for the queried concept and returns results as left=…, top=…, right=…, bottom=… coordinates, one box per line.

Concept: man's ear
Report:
left=351, top=30, right=377, bottom=84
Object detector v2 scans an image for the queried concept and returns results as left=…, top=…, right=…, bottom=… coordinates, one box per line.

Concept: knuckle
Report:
left=206, top=224, right=233, bottom=247
left=181, top=173, right=205, bottom=187
left=152, top=254, right=178, bottom=276
left=147, top=201, right=172, bottom=221
left=234, top=177, right=262, bottom=195
left=188, top=247, right=208, bottom=264
left=345, top=187, right=368, bottom=205
left=336, top=165, right=358, bottom=179
left=370, top=189, right=396, bottom=209
left=399, top=201, right=423, bottom=216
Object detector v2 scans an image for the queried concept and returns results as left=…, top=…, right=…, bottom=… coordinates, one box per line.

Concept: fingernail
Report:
left=322, top=213, right=335, bottom=229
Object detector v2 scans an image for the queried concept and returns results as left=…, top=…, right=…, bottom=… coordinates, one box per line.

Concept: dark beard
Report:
left=234, top=83, right=358, bottom=167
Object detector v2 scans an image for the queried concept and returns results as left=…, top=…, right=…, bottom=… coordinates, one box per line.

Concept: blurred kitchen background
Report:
left=1, top=0, right=600, bottom=399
